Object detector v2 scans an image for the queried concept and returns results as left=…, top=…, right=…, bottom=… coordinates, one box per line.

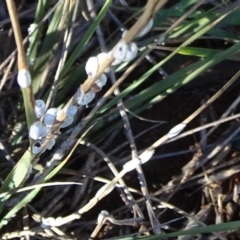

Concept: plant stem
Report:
left=6, top=0, right=28, bottom=70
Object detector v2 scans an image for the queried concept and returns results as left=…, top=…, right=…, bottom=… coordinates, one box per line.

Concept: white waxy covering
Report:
left=113, top=40, right=128, bottom=62
left=74, top=88, right=96, bottom=106
left=46, top=138, right=56, bottom=150
left=94, top=74, right=107, bottom=91
left=85, top=56, right=99, bottom=77
left=35, top=99, right=46, bottom=118
left=168, top=123, right=186, bottom=139
left=137, top=18, right=153, bottom=38
left=17, top=69, right=32, bottom=88
left=60, top=115, right=74, bottom=128
left=29, top=121, right=47, bottom=140
left=32, top=141, right=43, bottom=154
left=43, top=108, right=58, bottom=127
left=81, top=90, right=96, bottom=106
left=124, top=42, right=138, bottom=62
left=65, top=105, right=77, bottom=117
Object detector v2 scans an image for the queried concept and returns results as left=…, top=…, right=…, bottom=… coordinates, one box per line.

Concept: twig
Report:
left=166, top=113, right=240, bottom=144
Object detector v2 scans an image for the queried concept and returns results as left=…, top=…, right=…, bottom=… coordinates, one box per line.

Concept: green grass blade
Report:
left=99, top=7, right=237, bottom=114
left=0, top=150, right=34, bottom=214
left=120, top=221, right=240, bottom=239
left=0, top=143, right=76, bottom=228
left=0, top=187, right=40, bottom=228
left=27, top=0, right=49, bottom=65
left=31, top=1, right=64, bottom=93
left=21, top=87, right=36, bottom=131
left=59, top=0, right=112, bottom=79
left=124, top=41, right=240, bottom=110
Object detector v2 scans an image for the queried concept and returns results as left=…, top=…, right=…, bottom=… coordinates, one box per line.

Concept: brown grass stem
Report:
left=5, top=0, right=28, bottom=70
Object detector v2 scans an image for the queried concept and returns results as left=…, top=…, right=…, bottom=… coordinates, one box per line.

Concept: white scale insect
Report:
left=35, top=99, right=46, bottom=118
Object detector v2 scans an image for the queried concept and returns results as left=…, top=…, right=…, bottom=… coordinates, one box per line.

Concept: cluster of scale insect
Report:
left=29, top=100, right=79, bottom=154
left=82, top=18, right=154, bottom=105
left=25, top=18, right=153, bottom=155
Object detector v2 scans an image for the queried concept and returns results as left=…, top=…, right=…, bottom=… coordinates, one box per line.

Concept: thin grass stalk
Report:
left=45, top=0, right=72, bottom=108
left=6, top=0, right=36, bottom=131
left=87, top=0, right=145, bottom=222
left=88, top=0, right=160, bottom=232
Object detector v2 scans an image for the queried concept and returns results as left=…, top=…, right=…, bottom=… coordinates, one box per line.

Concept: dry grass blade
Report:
left=5, top=0, right=36, bottom=130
